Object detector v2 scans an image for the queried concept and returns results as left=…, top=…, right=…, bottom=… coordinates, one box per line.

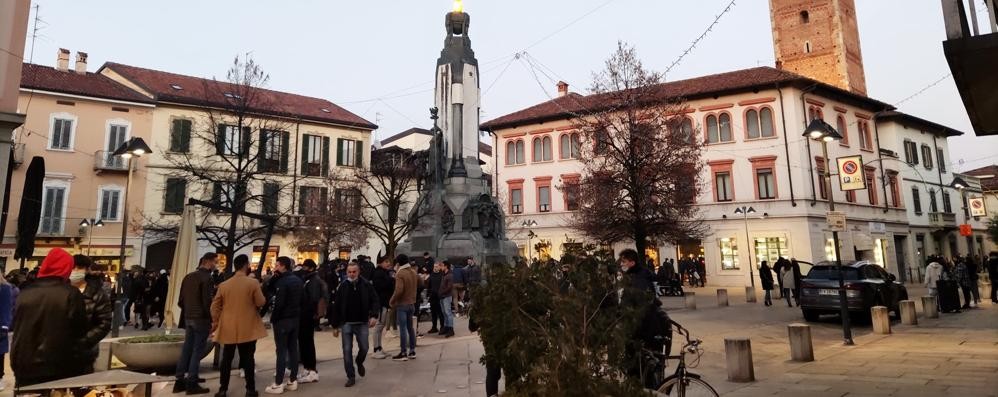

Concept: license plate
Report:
left=819, top=289, right=838, bottom=296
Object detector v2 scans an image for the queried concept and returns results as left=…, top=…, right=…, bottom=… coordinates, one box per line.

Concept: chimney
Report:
left=74, top=51, right=88, bottom=74
left=556, top=81, right=569, bottom=97
left=56, top=48, right=70, bottom=71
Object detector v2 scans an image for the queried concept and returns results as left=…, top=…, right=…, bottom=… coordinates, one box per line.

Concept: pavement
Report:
left=2, top=283, right=995, bottom=397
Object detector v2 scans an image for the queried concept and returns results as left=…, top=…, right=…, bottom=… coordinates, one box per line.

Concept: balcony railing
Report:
left=39, top=217, right=65, bottom=236
left=94, top=150, right=130, bottom=172
left=928, top=212, right=957, bottom=228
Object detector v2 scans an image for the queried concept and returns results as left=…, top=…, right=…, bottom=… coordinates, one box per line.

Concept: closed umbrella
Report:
left=165, top=204, right=198, bottom=332
left=14, top=157, right=44, bottom=268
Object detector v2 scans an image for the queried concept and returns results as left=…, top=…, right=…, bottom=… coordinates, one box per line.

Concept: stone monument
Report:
left=397, top=0, right=518, bottom=265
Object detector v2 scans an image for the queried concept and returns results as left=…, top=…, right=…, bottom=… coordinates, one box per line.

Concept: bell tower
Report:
left=770, top=0, right=867, bottom=95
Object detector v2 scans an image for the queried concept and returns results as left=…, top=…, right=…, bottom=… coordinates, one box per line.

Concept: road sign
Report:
left=969, top=197, right=986, bottom=217
left=836, top=155, right=866, bottom=191
left=826, top=211, right=846, bottom=232
left=959, top=224, right=973, bottom=236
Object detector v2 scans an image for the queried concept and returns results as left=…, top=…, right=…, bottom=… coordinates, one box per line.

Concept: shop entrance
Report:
left=676, top=240, right=704, bottom=261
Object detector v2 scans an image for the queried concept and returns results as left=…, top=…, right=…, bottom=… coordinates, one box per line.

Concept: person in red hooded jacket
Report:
left=11, top=248, right=89, bottom=387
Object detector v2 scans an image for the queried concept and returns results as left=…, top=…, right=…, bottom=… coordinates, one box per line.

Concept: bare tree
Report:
left=569, top=42, right=707, bottom=260
left=289, top=178, right=369, bottom=263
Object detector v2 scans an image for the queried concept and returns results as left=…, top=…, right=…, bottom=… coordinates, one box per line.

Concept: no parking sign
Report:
left=836, top=155, right=866, bottom=191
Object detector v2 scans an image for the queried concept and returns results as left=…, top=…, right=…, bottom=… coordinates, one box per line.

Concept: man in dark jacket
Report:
left=370, top=255, right=395, bottom=359
left=119, top=271, right=134, bottom=326
left=70, top=255, right=113, bottom=374
left=987, top=252, right=998, bottom=304
left=329, top=263, right=380, bottom=387
left=173, top=253, right=218, bottom=395
left=267, top=256, right=304, bottom=393
left=358, top=255, right=375, bottom=282
left=12, top=248, right=88, bottom=387
left=426, top=261, right=444, bottom=334
left=618, top=249, right=669, bottom=389
left=437, top=262, right=455, bottom=338
left=153, top=270, right=170, bottom=327
left=295, top=259, right=327, bottom=384
left=132, top=270, right=152, bottom=330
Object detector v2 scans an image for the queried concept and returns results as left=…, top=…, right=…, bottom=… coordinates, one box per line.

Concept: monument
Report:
left=397, top=0, right=518, bottom=265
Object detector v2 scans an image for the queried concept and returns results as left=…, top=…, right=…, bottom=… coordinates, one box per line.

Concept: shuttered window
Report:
left=50, top=118, right=73, bottom=150
left=170, top=119, right=192, bottom=153
left=41, top=186, right=67, bottom=234
left=336, top=138, right=362, bottom=168
left=164, top=178, right=187, bottom=214
left=99, top=188, right=123, bottom=221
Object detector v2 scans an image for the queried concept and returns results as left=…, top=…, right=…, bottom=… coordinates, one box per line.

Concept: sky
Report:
left=19, top=0, right=998, bottom=173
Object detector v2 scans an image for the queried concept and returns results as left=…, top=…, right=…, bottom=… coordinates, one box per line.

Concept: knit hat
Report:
left=39, top=248, right=74, bottom=279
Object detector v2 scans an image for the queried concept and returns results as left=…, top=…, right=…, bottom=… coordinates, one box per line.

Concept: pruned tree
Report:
left=569, top=42, right=707, bottom=261
left=289, top=178, right=370, bottom=264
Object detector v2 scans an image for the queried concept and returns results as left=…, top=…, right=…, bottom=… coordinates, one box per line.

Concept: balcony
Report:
left=941, top=0, right=998, bottom=136
left=928, top=212, right=957, bottom=228
left=12, top=143, right=24, bottom=168
left=94, top=150, right=130, bottom=173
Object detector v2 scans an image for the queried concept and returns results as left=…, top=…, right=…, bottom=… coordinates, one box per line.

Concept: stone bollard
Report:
left=921, top=296, right=939, bottom=319
left=685, top=292, right=697, bottom=310
left=724, top=338, right=755, bottom=382
left=871, top=306, right=891, bottom=334
left=717, top=289, right=729, bottom=307
left=96, top=339, right=114, bottom=371
left=745, top=286, right=757, bottom=303
left=900, top=300, right=917, bottom=325
left=787, top=323, right=814, bottom=362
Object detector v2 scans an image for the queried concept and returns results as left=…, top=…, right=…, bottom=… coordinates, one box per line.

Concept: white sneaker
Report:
left=264, top=383, right=285, bottom=394
left=285, top=381, right=299, bottom=391
left=239, top=369, right=245, bottom=378
left=299, top=371, right=319, bottom=384
left=373, top=350, right=388, bottom=359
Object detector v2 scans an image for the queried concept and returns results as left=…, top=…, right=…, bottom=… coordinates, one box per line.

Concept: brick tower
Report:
left=770, top=0, right=867, bottom=95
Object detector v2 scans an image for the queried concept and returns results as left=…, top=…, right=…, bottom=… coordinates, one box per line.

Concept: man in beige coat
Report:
left=389, top=254, right=420, bottom=361
left=211, top=255, right=267, bottom=397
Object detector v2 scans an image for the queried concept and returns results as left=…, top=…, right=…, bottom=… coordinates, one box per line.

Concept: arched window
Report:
left=532, top=137, right=543, bottom=162
left=506, top=140, right=516, bottom=165
left=746, top=107, right=775, bottom=139
left=808, top=106, right=824, bottom=121
left=560, top=133, right=581, bottom=159
left=542, top=136, right=553, bottom=161
left=800, top=10, right=810, bottom=24
left=836, top=115, right=850, bottom=146
left=515, top=140, right=525, bottom=164
left=706, top=113, right=733, bottom=144
left=532, top=136, right=552, bottom=162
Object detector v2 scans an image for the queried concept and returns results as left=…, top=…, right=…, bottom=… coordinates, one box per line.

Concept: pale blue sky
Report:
left=21, top=0, right=998, bottom=172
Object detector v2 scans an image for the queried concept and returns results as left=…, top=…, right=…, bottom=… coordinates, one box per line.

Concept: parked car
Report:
left=799, top=260, right=908, bottom=323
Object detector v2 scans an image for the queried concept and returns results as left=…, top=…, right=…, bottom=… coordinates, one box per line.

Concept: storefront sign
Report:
left=969, top=197, right=986, bottom=217
left=826, top=211, right=846, bottom=232
left=0, top=248, right=14, bottom=257
left=836, top=155, right=866, bottom=191
left=868, top=222, right=886, bottom=234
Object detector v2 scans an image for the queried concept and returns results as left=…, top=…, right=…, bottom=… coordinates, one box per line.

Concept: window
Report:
left=921, top=145, right=933, bottom=170
left=754, top=237, right=790, bottom=265
left=98, top=187, right=123, bottom=221
left=816, top=157, right=828, bottom=199
left=719, top=238, right=739, bottom=270
left=858, top=121, right=873, bottom=151
left=538, top=186, right=551, bottom=212
left=334, top=188, right=361, bottom=215
left=564, top=181, right=580, bottom=211
left=942, top=191, right=952, bottom=213
left=217, top=124, right=249, bottom=156
left=262, top=183, right=280, bottom=214
left=903, top=140, right=918, bottom=165
left=259, top=130, right=289, bottom=173
left=800, top=10, right=810, bottom=23
left=886, top=172, right=901, bottom=208
left=299, top=186, right=328, bottom=216
left=213, top=182, right=242, bottom=210
left=745, top=108, right=775, bottom=139
left=929, top=189, right=938, bottom=212
left=40, top=185, right=67, bottom=234
left=164, top=178, right=187, bottom=214
left=336, top=138, right=361, bottom=168
left=510, top=188, right=523, bottom=214
left=865, top=169, right=877, bottom=205
left=105, top=123, right=128, bottom=169
left=808, top=106, right=823, bottom=121
left=677, top=117, right=694, bottom=142
left=836, top=116, right=850, bottom=146
left=170, top=119, right=192, bottom=153
left=532, top=136, right=552, bottom=162
left=559, top=133, right=581, bottom=159
left=846, top=190, right=856, bottom=203
left=911, top=187, right=921, bottom=213
left=937, top=148, right=946, bottom=172
left=50, top=117, right=74, bottom=150
left=756, top=168, right=775, bottom=199
left=705, top=113, right=732, bottom=143
left=505, top=139, right=526, bottom=165
left=303, top=135, right=329, bottom=176
left=715, top=172, right=733, bottom=202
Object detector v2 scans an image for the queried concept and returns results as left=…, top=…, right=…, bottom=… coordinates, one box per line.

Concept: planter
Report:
left=112, top=333, right=213, bottom=371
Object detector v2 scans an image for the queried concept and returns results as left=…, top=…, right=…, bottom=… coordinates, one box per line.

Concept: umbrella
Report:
left=14, top=157, right=44, bottom=267
left=165, top=204, right=198, bottom=332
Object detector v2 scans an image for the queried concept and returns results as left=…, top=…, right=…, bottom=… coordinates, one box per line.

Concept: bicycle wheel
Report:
left=656, top=375, right=719, bottom=397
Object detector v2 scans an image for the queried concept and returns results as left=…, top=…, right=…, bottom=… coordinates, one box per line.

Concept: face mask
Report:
left=347, top=275, right=358, bottom=283
left=70, top=270, right=87, bottom=284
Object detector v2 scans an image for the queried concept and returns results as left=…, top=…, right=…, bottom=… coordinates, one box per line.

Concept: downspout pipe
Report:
left=777, top=84, right=797, bottom=207
left=873, top=110, right=890, bottom=213
left=801, top=85, right=818, bottom=206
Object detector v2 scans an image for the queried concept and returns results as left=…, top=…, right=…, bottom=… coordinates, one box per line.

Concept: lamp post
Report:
left=734, top=206, right=756, bottom=288
left=110, top=137, right=151, bottom=337
left=522, top=219, right=538, bottom=262
left=79, top=218, right=105, bottom=256
left=951, top=176, right=975, bottom=260
left=803, top=119, right=852, bottom=345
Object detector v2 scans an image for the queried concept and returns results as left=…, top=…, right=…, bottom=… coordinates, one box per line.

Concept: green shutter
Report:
left=258, top=129, right=268, bottom=171
left=181, top=120, right=191, bottom=152
left=170, top=120, right=181, bottom=152
left=211, top=182, right=222, bottom=208
left=216, top=124, right=226, bottom=155
left=320, top=187, right=329, bottom=212
left=354, top=140, right=363, bottom=167
left=298, top=186, right=307, bottom=215
left=301, top=135, right=311, bottom=173
left=241, top=127, right=252, bottom=157
left=280, top=131, right=290, bottom=173
left=321, top=137, right=331, bottom=176
left=336, top=138, right=344, bottom=166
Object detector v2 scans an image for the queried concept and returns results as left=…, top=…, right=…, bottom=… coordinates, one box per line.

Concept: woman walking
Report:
left=780, top=265, right=797, bottom=307
left=759, top=261, right=775, bottom=306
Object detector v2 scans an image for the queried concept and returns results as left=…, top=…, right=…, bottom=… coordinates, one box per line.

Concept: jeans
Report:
left=273, top=318, right=300, bottom=384
left=783, top=288, right=794, bottom=307
left=372, top=307, right=389, bottom=350
left=219, top=341, right=256, bottom=393
left=485, top=360, right=502, bottom=396
left=429, top=293, right=442, bottom=330
left=969, top=281, right=981, bottom=303
left=763, top=289, right=772, bottom=304
left=175, top=321, right=210, bottom=384
left=299, top=316, right=317, bottom=371
left=341, top=323, right=369, bottom=379
left=440, top=296, right=455, bottom=328
left=122, top=298, right=132, bottom=323
left=396, top=304, right=416, bottom=354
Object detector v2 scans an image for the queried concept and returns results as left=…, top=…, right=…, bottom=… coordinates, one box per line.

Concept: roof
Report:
left=963, top=164, right=998, bottom=191
left=478, top=141, right=492, bottom=156
left=100, top=62, right=376, bottom=129
left=482, top=66, right=894, bottom=130
left=878, top=111, right=964, bottom=137
left=20, top=63, right=154, bottom=104
left=381, top=127, right=431, bottom=145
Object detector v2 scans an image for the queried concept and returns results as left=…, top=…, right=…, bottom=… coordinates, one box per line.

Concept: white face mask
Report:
left=70, top=270, right=87, bottom=284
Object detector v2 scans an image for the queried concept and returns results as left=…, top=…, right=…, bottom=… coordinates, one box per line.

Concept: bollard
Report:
left=787, top=323, right=814, bottom=362
left=96, top=340, right=114, bottom=371
left=871, top=306, right=891, bottom=334
left=900, top=300, right=917, bottom=325
left=717, top=289, right=729, bottom=307
left=685, top=292, right=697, bottom=310
left=724, top=338, right=755, bottom=382
left=921, top=296, right=938, bottom=319
left=745, top=286, right=757, bottom=303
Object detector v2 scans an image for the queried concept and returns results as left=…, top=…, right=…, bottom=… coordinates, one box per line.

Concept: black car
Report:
left=799, top=260, right=908, bottom=322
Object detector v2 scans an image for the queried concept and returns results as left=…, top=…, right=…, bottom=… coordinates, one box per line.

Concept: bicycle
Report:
left=643, top=322, right=719, bottom=397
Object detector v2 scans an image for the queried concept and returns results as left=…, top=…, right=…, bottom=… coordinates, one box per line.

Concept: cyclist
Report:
left=618, top=249, right=673, bottom=389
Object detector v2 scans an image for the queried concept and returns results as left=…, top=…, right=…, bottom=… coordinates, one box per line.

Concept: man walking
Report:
left=370, top=255, right=395, bottom=359
left=389, top=254, right=419, bottom=361
left=437, top=262, right=455, bottom=338
left=212, top=254, right=267, bottom=397
left=71, top=255, right=113, bottom=374
left=174, top=253, right=218, bottom=395
left=329, top=263, right=379, bottom=387
left=295, top=259, right=327, bottom=384
left=987, top=251, right=998, bottom=304
left=266, top=257, right=304, bottom=394
left=426, top=260, right=443, bottom=334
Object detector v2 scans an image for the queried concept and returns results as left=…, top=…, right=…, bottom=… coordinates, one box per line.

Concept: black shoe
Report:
left=392, top=352, right=408, bottom=361
left=357, top=361, right=366, bottom=377
left=408, top=351, right=416, bottom=359
left=427, top=328, right=439, bottom=334
left=445, top=329, right=455, bottom=338
left=173, top=382, right=187, bottom=394
left=186, top=384, right=210, bottom=395
left=345, top=378, right=356, bottom=387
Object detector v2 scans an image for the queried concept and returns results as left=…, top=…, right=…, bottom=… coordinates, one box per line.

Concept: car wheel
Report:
left=802, top=309, right=820, bottom=322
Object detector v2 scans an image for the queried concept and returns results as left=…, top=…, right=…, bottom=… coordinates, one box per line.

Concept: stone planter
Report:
left=112, top=334, right=213, bottom=371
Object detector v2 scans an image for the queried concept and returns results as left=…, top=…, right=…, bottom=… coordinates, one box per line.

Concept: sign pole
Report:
left=824, top=141, right=853, bottom=345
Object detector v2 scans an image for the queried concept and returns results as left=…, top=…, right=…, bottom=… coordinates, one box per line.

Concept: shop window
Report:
left=719, top=238, right=739, bottom=270
left=754, top=237, right=790, bottom=266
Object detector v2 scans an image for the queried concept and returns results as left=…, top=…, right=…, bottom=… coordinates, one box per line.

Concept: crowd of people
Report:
left=924, top=252, right=998, bottom=310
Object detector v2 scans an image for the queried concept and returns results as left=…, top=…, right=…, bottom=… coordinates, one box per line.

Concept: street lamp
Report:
left=79, top=218, right=105, bottom=256
left=950, top=176, right=975, bottom=260
left=734, top=206, right=756, bottom=288
left=111, top=136, right=152, bottom=336
left=803, top=119, right=852, bottom=345
left=521, top=219, right=538, bottom=262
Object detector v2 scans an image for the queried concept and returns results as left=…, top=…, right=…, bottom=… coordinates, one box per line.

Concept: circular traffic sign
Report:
left=971, top=200, right=983, bottom=209
left=842, top=160, right=859, bottom=174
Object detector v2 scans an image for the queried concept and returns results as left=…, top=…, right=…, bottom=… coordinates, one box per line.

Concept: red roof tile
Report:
left=964, top=165, right=998, bottom=191
left=101, top=62, right=376, bottom=129
left=482, top=66, right=893, bottom=130
left=20, top=63, right=154, bottom=104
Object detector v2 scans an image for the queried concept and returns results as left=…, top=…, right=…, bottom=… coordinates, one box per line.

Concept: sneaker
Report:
left=285, top=381, right=298, bottom=392
left=408, top=351, right=416, bottom=359
left=186, top=384, right=210, bottom=395
left=427, top=328, right=439, bottom=334
left=357, top=362, right=366, bottom=377
left=373, top=349, right=388, bottom=359
left=391, top=352, right=408, bottom=361
left=298, top=371, right=319, bottom=384
left=264, top=383, right=285, bottom=394
left=173, top=381, right=187, bottom=394
left=344, top=379, right=356, bottom=387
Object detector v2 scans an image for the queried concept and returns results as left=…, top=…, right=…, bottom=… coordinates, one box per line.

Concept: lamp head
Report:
left=113, top=137, right=153, bottom=158
left=803, top=119, right=843, bottom=142
left=95, top=219, right=104, bottom=227
left=80, top=219, right=89, bottom=227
